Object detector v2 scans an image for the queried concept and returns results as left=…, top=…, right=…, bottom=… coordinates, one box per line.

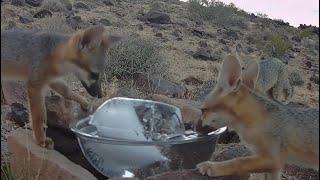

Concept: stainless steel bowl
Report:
left=70, top=97, right=226, bottom=179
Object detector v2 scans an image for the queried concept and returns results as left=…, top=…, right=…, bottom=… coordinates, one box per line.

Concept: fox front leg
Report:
left=27, top=83, right=54, bottom=149
left=197, top=155, right=281, bottom=180
left=49, top=80, right=92, bottom=113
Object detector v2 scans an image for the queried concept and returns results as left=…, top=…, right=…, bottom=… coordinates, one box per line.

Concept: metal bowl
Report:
left=70, top=97, right=226, bottom=179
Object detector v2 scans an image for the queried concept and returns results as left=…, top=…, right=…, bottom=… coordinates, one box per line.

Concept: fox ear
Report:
left=78, top=26, right=106, bottom=52
left=218, top=55, right=242, bottom=92
left=242, top=61, right=259, bottom=89
left=101, top=35, right=122, bottom=48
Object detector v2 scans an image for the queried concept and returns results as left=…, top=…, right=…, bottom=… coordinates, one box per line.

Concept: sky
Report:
left=182, top=0, right=319, bottom=27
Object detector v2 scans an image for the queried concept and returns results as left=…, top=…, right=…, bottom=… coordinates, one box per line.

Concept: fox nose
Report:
left=80, top=79, right=102, bottom=98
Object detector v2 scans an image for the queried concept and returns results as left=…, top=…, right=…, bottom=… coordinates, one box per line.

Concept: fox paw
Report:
left=39, top=137, right=54, bottom=149
left=196, top=161, right=221, bottom=177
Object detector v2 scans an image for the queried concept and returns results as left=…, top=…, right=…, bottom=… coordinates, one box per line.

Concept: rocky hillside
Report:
left=1, top=0, right=319, bottom=179
left=1, top=0, right=319, bottom=107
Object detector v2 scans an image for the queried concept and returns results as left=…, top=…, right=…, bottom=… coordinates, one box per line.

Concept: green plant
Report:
left=1, top=164, right=17, bottom=180
left=270, top=34, right=291, bottom=58
left=105, top=36, right=168, bottom=80
left=299, top=28, right=315, bottom=39
left=187, top=0, right=247, bottom=28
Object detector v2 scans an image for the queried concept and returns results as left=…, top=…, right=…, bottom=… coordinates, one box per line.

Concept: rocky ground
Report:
left=1, top=0, right=319, bottom=179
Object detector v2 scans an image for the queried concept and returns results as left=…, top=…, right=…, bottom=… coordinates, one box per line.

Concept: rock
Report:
left=198, top=40, right=208, bottom=48
left=10, top=103, right=29, bottom=127
left=102, top=0, right=115, bottom=6
left=98, top=18, right=111, bottom=26
left=192, top=29, right=212, bottom=39
left=11, top=0, right=25, bottom=6
left=66, top=16, right=84, bottom=29
left=33, top=9, right=53, bottom=18
left=45, top=95, right=87, bottom=131
left=137, top=24, right=144, bottom=31
left=1, top=81, right=28, bottom=107
left=74, top=2, right=90, bottom=11
left=25, top=0, right=42, bottom=7
left=154, top=32, right=163, bottom=37
left=19, top=15, right=34, bottom=24
left=289, top=71, right=304, bottom=86
left=135, top=75, right=186, bottom=98
left=7, top=128, right=97, bottom=180
left=146, top=169, right=249, bottom=180
left=217, top=130, right=240, bottom=144
left=172, top=29, right=183, bottom=39
left=212, top=144, right=252, bottom=161
left=46, top=127, right=107, bottom=179
left=141, top=10, right=170, bottom=24
left=224, top=29, right=239, bottom=40
left=183, top=76, right=203, bottom=85
left=310, top=72, right=319, bottom=85
left=193, top=48, right=218, bottom=61
left=60, top=0, right=72, bottom=11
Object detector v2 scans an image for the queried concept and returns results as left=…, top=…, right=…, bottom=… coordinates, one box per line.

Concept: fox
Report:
left=196, top=55, right=319, bottom=179
left=236, top=49, right=294, bottom=105
left=1, top=26, right=121, bottom=148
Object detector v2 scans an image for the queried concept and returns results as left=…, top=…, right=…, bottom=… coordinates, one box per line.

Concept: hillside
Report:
left=1, top=0, right=319, bottom=179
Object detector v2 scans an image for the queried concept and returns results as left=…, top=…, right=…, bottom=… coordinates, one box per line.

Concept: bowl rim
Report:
left=70, top=116, right=227, bottom=146
left=69, top=97, right=227, bottom=146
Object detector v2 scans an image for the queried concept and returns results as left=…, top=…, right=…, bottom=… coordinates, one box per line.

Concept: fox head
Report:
left=66, top=26, right=121, bottom=98
left=200, top=55, right=260, bottom=128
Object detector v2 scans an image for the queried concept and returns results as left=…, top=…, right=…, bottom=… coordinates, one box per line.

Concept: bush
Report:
left=42, top=0, right=66, bottom=12
left=270, top=34, right=291, bottom=58
left=105, top=36, right=168, bottom=80
left=188, top=0, right=247, bottom=28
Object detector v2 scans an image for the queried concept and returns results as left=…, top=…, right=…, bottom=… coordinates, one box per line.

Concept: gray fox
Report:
left=1, top=26, right=120, bottom=148
left=238, top=52, right=294, bottom=104
left=197, top=55, right=319, bottom=179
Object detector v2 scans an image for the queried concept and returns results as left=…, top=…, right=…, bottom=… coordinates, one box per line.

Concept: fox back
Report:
left=1, top=30, right=70, bottom=81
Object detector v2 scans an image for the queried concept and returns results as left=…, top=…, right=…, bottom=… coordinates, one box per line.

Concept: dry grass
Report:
left=35, top=14, right=73, bottom=33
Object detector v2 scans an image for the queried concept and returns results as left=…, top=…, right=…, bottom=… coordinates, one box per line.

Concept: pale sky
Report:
left=182, top=0, right=319, bottom=27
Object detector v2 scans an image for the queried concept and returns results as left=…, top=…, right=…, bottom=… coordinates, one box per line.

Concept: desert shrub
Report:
left=105, top=36, right=168, bottom=80
left=256, top=12, right=268, bottom=19
left=270, top=34, right=291, bottom=58
left=36, top=14, right=73, bottom=33
left=42, top=0, right=66, bottom=12
left=188, top=0, right=247, bottom=28
left=299, top=28, right=316, bottom=39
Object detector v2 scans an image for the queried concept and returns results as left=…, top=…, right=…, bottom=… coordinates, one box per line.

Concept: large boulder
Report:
left=140, top=10, right=171, bottom=24
left=7, top=128, right=97, bottom=180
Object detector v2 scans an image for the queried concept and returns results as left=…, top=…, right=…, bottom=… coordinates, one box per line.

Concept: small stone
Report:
left=19, top=15, right=34, bottom=24
left=155, top=32, right=163, bottom=37
left=102, top=0, right=115, bottom=6
left=33, top=9, right=52, bottom=18
left=11, top=0, right=26, bottom=6
left=183, top=76, right=203, bottom=85
left=10, top=103, right=29, bottom=127
left=98, top=18, right=111, bottom=26
left=141, top=10, right=170, bottom=24
left=137, top=24, right=144, bottom=31
left=25, top=0, right=42, bottom=7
